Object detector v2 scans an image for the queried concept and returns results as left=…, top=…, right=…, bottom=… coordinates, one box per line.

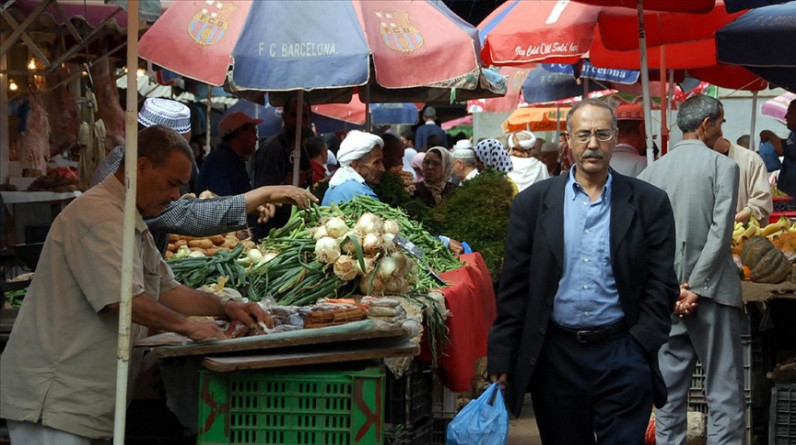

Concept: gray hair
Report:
left=458, top=157, right=477, bottom=167
left=677, top=95, right=723, bottom=134
left=566, top=99, right=617, bottom=134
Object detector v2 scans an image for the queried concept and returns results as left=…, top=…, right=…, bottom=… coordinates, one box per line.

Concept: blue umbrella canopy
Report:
left=522, top=67, right=607, bottom=104
left=716, top=2, right=796, bottom=91
left=724, top=0, right=791, bottom=12
left=542, top=61, right=639, bottom=85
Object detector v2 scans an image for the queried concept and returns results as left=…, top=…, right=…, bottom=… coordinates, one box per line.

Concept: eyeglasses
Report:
left=572, top=129, right=614, bottom=143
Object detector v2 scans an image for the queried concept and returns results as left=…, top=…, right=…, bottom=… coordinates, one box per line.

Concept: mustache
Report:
left=582, top=149, right=604, bottom=159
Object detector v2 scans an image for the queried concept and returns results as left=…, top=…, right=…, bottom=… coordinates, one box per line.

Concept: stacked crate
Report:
left=197, top=367, right=384, bottom=445
left=769, top=381, right=796, bottom=445
left=430, top=376, right=459, bottom=445
left=384, top=362, right=434, bottom=445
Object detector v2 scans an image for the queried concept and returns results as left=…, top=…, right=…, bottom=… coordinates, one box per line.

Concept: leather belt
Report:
left=550, top=320, right=628, bottom=344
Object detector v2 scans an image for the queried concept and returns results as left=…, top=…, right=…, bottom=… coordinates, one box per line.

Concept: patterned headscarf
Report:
left=424, top=146, right=454, bottom=205
left=475, top=139, right=513, bottom=173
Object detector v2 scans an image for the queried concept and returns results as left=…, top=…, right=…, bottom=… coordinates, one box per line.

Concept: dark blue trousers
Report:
left=529, top=328, right=654, bottom=445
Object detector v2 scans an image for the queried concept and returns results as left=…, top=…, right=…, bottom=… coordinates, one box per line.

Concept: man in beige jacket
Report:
left=714, top=137, right=773, bottom=223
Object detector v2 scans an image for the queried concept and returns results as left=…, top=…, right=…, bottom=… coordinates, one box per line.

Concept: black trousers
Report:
left=529, top=327, right=653, bottom=445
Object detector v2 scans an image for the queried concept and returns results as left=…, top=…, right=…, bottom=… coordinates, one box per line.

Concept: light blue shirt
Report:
left=322, top=180, right=379, bottom=206
left=553, top=169, right=624, bottom=329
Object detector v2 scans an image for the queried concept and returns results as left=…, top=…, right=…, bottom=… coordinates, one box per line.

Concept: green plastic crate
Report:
left=198, top=367, right=385, bottom=445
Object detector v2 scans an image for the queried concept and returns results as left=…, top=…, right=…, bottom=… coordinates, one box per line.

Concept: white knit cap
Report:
left=337, top=130, right=384, bottom=166
left=453, top=139, right=473, bottom=150
left=138, top=98, right=192, bottom=134
left=452, top=147, right=476, bottom=159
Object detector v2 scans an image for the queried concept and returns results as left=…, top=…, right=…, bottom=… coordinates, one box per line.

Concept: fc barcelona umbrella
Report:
left=139, top=0, right=503, bottom=103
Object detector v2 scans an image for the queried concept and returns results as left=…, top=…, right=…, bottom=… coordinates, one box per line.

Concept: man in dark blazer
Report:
left=488, top=99, right=680, bottom=444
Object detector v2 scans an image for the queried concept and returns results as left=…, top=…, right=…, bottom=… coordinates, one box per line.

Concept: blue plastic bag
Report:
left=446, top=382, right=509, bottom=445
left=759, top=141, right=782, bottom=172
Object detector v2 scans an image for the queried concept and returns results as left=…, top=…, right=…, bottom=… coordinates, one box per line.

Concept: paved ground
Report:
left=507, top=394, right=542, bottom=445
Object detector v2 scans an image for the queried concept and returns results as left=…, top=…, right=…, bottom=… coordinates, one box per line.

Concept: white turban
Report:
left=337, top=130, right=384, bottom=167
left=329, top=130, right=384, bottom=187
left=508, top=130, right=536, bottom=150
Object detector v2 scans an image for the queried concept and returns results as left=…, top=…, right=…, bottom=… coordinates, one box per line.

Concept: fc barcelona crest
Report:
left=188, top=1, right=238, bottom=46
left=374, top=10, right=424, bottom=53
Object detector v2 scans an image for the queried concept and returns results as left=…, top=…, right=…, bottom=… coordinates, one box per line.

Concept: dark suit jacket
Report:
left=487, top=172, right=679, bottom=416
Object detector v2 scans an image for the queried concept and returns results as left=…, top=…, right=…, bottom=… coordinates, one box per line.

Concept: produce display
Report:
left=430, top=167, right=514, bottom=282
left=740, top=236, right=792, bottom=283
left=165, top=231, right=256, bottom=260
left=168, top=195, right=459, bottom=304
left=165, top=196, right=458, bottom=357
left=733, top=216, right=796, bottom=283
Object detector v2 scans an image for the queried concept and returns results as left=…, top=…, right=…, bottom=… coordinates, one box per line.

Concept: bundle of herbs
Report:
left=431, top=167, right=514, bottom=283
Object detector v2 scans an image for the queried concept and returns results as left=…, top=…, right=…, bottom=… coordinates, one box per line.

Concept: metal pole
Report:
left=750, top=90, right=758, bottom=150
left=659, top=47, right=667, bottom=156
left=205, top=84, right=211, bottom=156
left=637, top=0, right=655, bottom=166
left=0, top=32, right=8, bottom=184
left=113, top=1, right=138, bottom=443
left=292, top=90, right=304, bottom=187
left=365, top=83, right=372, bottom=131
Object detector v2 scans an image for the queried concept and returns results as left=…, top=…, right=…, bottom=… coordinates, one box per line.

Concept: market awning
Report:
left=1, top=0, right=169, bottom=72
left=11, top=0, right=166, bottom=30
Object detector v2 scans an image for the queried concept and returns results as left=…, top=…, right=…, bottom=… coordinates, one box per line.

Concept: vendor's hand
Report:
left=735, top=207, right=752, bottom=224
left=184, top=318, right=228, bottom=342
left=268, top=185, right=318, bottom=209
left=256, top=203, right=276, bottom=224
left=674, top=283, right=699, bottom=317
left=760, top=130, right=777, bottom=143
left=224, top=301, right=275, bottom=330
left=490, top=373, right=507, bottom=390
left=449, top=239, right=464, bottom=257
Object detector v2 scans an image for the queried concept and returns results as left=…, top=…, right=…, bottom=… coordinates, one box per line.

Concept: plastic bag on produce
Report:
left=446, top=382, right=509, bottom=445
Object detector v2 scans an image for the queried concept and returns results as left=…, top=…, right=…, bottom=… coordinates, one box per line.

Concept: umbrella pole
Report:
left=365, top=83, right=372, bottom=131
left=659, top=47, right=667, bottom=155
left=667, top=69, right=675, bottom=149
left=114, top=1, right=138, bottom=443
left=292, top=90, right=304, bottom=187
left=750, top=90, right=758, bottom=150
left=205, top=85, right=211, bottom=158
left=637, top=0, right=655, bottom=165
left=556, top=103, right=561, bottom=140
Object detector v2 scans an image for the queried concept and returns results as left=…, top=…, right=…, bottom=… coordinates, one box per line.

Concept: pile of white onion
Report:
left=312, top=213, right=414, bottom=295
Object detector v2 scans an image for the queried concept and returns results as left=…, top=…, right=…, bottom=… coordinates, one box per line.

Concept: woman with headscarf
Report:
left=474, top=139, right=513, bottom=174
left=413, top=146, right=455, bottom=207
left=474, top=138, right=520, bottom=195
left=506, top=130, right=549, bottom=193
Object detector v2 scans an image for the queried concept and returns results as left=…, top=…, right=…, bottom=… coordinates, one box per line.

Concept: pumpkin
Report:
left=740, top=236, right=792, bottom=283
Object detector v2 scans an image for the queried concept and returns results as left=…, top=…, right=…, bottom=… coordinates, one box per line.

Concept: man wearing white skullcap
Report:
left=322, top=130, right=385, bottom=206
left=90, top=98, right=317, bottom=252
left=452, top=146, right=479, bottom=183
left=92, top=98, right=194, bottom=187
